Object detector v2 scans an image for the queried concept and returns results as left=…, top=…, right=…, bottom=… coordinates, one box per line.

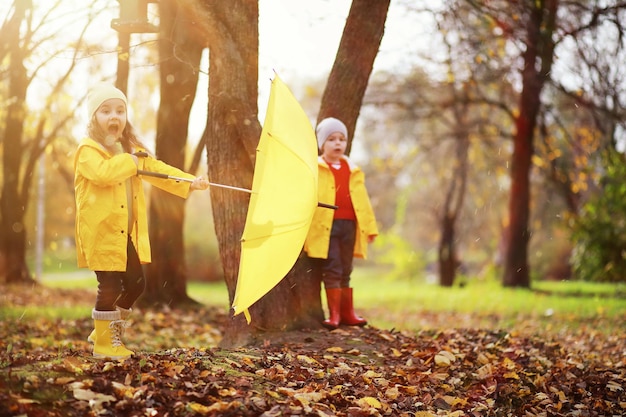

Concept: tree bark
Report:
left=141, top=0, right=204, bottom=306
left=223, top=0, right=389, bottom=345
left=438, top=78, right=470, bottom=287
left=0, top=1, right=34, bottom=284
left=503, top=0, right=557, bottom=287
left=183, top=0, right=388, bottom=346
left=318, top=0, right=390, bottom=155
left=187, top=0, right=262, bottom=345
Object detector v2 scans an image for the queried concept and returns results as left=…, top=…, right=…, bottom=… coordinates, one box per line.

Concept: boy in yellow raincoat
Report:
left=305, top=117, right=378, bottom=329
left=74, top=83, right=209, bottom=359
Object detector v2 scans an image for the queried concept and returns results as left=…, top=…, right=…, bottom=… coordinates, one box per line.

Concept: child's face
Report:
left=94, top=98, right=127, bottom=141
left=321, top=132, right=347, bottom=160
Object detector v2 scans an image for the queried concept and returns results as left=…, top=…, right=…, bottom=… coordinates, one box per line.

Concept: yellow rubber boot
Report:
left=92, top=309, right=134, bottom=359
left=88, top=306, right=132, bottom=344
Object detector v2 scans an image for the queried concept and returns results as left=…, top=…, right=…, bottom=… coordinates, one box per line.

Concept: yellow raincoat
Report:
left=74, top=138, right=194, bottom=271
left=305, top=155, right=378, bottom=260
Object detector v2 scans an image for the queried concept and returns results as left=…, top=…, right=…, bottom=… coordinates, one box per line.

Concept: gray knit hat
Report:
left=315, top=117, right=348, bottom=150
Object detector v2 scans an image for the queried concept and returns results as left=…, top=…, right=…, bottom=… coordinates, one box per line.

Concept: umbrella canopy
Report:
left=231, top=75, right=318, bottom=322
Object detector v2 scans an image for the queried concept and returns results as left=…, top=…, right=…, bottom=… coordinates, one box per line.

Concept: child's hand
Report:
left=190, top=177, right=210, bottom=191
left=368, top=235, right=376, bottom=244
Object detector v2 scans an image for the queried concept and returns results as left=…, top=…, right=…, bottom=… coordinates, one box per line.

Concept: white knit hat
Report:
left=315, top=117, right=348, bottom=150
left=87, top=83, right=127, bottom=119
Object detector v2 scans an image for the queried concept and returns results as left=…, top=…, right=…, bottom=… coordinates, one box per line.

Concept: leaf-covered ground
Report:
left=1, top=286, right=625, bottom=416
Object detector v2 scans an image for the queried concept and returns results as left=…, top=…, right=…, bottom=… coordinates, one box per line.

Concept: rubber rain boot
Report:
left=322, top=288, right=342, bottom=329
left=340, top=287, right=367, bottom=326
left=88, top=306, right=132, bottom=344
left=92, top=309, right=134, bottom=359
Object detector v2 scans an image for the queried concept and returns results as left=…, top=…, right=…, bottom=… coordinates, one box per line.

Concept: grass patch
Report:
left=0, top=306, right=92, bottom=321
left=28, top=266, right=626, bottom=335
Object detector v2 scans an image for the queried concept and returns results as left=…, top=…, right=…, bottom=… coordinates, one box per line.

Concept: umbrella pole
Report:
left=318, top=202, right=338, bottom=210
left=137, top=169, right=253, bottom=194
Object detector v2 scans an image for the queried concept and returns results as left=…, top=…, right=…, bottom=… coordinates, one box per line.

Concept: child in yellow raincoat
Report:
left=305, top=117, right=378, bottom=329
left=74, top=83, right=209, bottom=359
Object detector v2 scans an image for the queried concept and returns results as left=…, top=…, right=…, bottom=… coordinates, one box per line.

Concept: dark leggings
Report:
left=94, top=237, right=145, bottom=311
left=320, top=219, right=356, bottom=289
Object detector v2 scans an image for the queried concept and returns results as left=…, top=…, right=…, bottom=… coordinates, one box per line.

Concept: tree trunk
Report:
left=0, top=1, right=34, bottom=284
left=226, top=0, right=389, bottom=345
left=318, top=0, right=391, bottom=156
left=438, top=214, right=457, bottom=287
left=185, top=0, right=388, bottom=346
left=141, top=0, right=204, bottom=306
left=503, top=0, right=557, bottom=287
left=189, top=0, right=261, bottom=345
left=437, top=81, right=470, bottom=287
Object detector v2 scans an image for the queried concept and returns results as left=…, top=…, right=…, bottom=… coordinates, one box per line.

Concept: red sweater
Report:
left=329, top=159, right=356, bottom=221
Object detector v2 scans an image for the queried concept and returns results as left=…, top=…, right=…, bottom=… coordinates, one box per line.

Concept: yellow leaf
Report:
left=378, top=332, right=396, bottom=342
left=476, top=363, right=493, bottom=380
left=356, top=396, right=382, bottom=409
left=434, top=350, right=455, bottom=366
left=187, top=402, right=211, bottom=415
left=265, top=390, right=280, bottom=398
left=218, top=387, right=238, bottom=397
left=17, top=398, right=40, bottom=404
left=294, top=391, right=324, bottom=406
left=297, top=354, right=319, bottom=365
left=401, top=385, right=418, bottom=395
left=385, top=386, right=400, bottom=400
left=325, top=346, right=344, bottom=353
left=111, top=381, right=135, bottom=399
left=363, top=370, right=383, bottom=378
left=54, top=377, right=75, bottom=385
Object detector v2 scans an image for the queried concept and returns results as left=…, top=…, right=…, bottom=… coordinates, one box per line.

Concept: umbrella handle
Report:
left=318, top=202, right=338, bottom=210
left=137, top=170, right=254, bottom=193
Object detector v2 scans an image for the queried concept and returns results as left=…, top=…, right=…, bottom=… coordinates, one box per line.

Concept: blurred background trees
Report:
left=1, top=0, right=625, bottom=319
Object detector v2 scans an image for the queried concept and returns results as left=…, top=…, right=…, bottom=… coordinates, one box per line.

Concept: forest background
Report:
left=1, top=0, right=626, bottom=342
left=2, top=1, right=626, bottom=415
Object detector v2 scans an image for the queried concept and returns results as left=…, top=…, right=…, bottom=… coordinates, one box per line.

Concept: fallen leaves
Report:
left=0, top=286, right=625, bottom=416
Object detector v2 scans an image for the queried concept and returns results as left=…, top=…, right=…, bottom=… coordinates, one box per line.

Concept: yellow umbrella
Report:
left=231, top=74, right=319, bottom=323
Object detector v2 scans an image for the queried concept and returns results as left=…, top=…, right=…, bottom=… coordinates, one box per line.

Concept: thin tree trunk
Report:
left=142, top=0, right=203, bottom=306
left=318, top=0, right=391, bottom=155
left=438, top=214, right=457, bottom=287
left=438, top=79, right=470, bottom=287
left=0, top=1, right=34, bottom=284
left=503, top=0, right=557, bottom=287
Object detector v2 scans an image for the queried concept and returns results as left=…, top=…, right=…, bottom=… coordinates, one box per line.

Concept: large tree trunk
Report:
left=0, top=1, right=34, bottom=284
left=201, top=0, right=323, bottom=347
left=185, top=0, right=388, bottom=347
left=503, top=0, right=557, bottom=287
left=224, top=0, right=389, bottom=346
left=141, top=0, right=204, bottom=306
left=189, top=0, right=262, bottom=346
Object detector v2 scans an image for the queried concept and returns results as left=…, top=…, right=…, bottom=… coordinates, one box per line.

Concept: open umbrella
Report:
left=231, top=74, right=321, bottom=323
left=137, top=75, right=328, bottom=323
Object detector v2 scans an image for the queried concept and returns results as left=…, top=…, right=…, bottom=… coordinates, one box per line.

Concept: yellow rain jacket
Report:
left=74, top=138, right=194, bottom=271
left=305, top=155, right=378, bottom=260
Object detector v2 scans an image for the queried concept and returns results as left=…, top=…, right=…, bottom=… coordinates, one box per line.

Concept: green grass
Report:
left=1, top=306, right=92, bottom=321
left=355, top=274, right=625, bottom=317
left=21, top=266, right=626, bottom=335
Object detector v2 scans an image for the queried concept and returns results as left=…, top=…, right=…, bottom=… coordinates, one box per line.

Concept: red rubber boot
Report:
left=322, top=288, right=342, bottom=329
left=340, top=287, right=367, bottom=326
